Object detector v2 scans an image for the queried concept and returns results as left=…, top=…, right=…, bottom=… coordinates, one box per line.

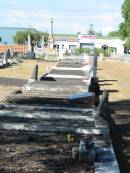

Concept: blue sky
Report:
left=0, top=0, right=124, bottom=35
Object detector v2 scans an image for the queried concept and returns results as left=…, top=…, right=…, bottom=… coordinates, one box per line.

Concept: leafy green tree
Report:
left=108, top=31, right=120, bottom=37
left=119, top=23, right=127, bottom=39
left=13, top=28, right=49, bottom=45
left=0, top=36, right=2, bottom=42
left=120, top=0, right=130, bottom=48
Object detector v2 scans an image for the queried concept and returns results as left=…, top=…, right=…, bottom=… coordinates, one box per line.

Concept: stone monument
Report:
left=48, top=35, right=54, bottom=50
left=27, top=34, right=33, bottom=58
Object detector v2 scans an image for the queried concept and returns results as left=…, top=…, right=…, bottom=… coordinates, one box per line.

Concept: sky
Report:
left=0, top=0, right=124, bottom=35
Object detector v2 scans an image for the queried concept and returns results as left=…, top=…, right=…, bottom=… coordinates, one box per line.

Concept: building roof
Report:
left=54, top=34, right=121, bottom=40
left=54, top=34, right=77, bottom=42
left=54, top=34, right=77, bottom=38
left=96, top=36, right=121, bottom=40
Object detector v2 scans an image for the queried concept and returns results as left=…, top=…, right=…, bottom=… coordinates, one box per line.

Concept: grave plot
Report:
left=0, top=104, right=119, bottom=173
left=48, top=69, right=87, bottom=76
left=45, top=69, right=90, bottom=79
left=0, top=130, right=95, bottom=173
left=55, top=64, right=92, bottom=71
left=0, top=106, right=96, bottom=133
left=27, top=79, right=88, bottom=87
left=3, top=85, right=95, bottom=106
left=57, top=62, right=85, bottom=68
left=0, top=111, right=119, bottom=173
left=46, top=58, right=94, bottom=80
left=57, top=56, right=93, bottom=67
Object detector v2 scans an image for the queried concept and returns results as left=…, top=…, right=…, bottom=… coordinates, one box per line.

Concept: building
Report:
left=53, top=34, right=125, bottom=55
left=53, top=34, right=78, bottom=53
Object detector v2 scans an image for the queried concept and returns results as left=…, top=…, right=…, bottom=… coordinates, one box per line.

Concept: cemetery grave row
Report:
left=0, top=55, right=120, bottom=173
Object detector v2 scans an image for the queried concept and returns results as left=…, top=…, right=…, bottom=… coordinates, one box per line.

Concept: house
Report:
left=52, top=34, right=125, bottom=55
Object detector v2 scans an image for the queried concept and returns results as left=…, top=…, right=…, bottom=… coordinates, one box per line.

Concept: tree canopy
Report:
left=120, top=0, right=130, bottom=48
left=107, top=0, right=130, bottom=48
left=87, top=24, right=103, bottom=36
left=108, top=31, right=120, bottom=37
left=88, top=24, right=95, bottom=35
left=13, top=28, right=49, bottom=46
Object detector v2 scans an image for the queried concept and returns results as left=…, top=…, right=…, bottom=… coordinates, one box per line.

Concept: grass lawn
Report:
left=0, top=60, right=56, bottom=101
left=98, top=59, right=130, bottom=102
left=0, top=60, right=56, bottom=80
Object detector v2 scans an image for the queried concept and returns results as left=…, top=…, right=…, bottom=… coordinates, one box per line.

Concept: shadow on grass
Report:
left=0, top=77, right=27, bottom=86
left=107, top=99, right=130, bottom=173
left=108, top=89, right=119, bottom=93
left=100, top=83, right=113, bottom=86
left=99, top=80, right=117, bottom=82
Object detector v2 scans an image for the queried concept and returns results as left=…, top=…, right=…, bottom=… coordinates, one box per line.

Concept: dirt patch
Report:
left=0, top=130, right=94, bottom=173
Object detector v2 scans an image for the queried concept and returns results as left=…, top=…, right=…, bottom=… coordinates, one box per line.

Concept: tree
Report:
left=0, top=36, right=2, bottom=42
left=119, top=23, right=127, bottom=39
left=77, top=32, right=81, bottom=35
left=88, top=24, right=96, bottom=35
left=87, top=25, right=103, bottom=36
left=13, top=28, right=49, bottom=45
left=120, top=0, right=130, bottom=48
left=96, top=31, right=103, bottom=36
left=108, top=31, right=120, bottom=37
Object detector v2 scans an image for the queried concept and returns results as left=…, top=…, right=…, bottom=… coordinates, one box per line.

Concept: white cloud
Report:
left=0, top=0, right=123, bottom=35
left=97, top=12, right=120, bottom=23
left=100, top=2, right=113, bottom=10
left=101, top=26, right=116, bottom=33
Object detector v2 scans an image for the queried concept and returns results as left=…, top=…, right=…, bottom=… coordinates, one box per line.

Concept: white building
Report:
left=53, top=34, right=125, bottom=55
left=53, top=34, right=78, bottom=53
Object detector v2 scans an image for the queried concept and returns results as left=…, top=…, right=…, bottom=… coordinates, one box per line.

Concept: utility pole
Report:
left=51, top=18, right=54, bottom=39
left=50, top=17, right=54, bottom=49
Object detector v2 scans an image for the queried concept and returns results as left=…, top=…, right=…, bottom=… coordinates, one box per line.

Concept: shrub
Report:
left=74, top=48, right=91, bottom=55
left=93, top=48, right=103, bottom=56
